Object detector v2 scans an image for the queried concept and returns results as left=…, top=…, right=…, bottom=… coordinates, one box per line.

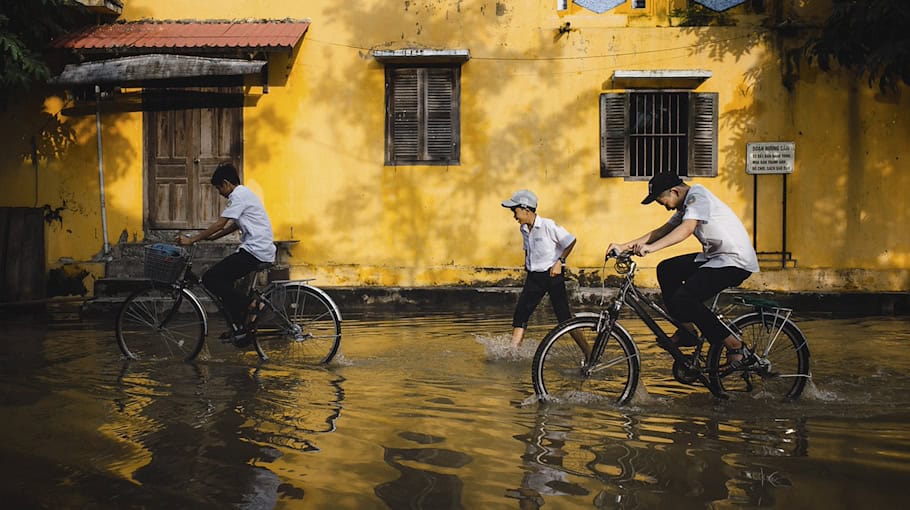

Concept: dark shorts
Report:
left=512, top=271, right=572, bottom=329
left=657, top=253, right=752, bottom=343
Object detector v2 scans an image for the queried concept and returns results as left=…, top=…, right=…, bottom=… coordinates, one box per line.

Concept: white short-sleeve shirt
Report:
left=668, top=184, right=759, bottom=273
left=221, top=185, right=276, bottom=263
left=520, top=216, right=576, bottom=272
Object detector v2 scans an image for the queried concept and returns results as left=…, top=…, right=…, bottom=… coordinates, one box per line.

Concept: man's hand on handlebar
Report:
left=605, top=243, right=627, bottom=260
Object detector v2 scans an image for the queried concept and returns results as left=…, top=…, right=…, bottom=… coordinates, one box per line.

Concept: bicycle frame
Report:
left=589, top=256, right=726, bottom=398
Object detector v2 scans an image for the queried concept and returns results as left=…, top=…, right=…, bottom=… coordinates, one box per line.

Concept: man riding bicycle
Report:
left=606, top=172, right=760, bottom=372
left=177, top=162, right=276, bottom=345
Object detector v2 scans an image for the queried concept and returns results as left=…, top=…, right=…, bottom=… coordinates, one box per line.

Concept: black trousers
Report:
left=656, top=253, right=752, bottom=344
left=202, top=249, right=260, bottom=326
left=512, top=271, right=572, bottom=329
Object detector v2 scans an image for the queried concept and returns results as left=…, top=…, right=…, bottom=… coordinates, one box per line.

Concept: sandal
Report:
left=718, top=345, right=755, bottom=375
left=219, top=325, right=254, bottom=348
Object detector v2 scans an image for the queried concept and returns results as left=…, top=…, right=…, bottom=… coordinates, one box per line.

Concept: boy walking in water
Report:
left=178, top=162, right=276, bottom=345
left=502, top=190, right=589, bottom=358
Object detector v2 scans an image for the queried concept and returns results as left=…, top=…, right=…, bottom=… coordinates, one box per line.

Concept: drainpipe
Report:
left=95, top=85, right=111, bottom=258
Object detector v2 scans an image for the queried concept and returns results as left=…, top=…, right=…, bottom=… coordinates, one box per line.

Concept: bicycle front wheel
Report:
left=115, top=283, right=206, bottom=361
left=255, top=283, right=341, bottom=364
left=707, top=313, right=811, bottom=400
left=532, top=317, right=640, bottom=405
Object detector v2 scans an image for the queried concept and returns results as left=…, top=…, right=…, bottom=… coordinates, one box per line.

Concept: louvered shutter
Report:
left=689, top=92, right=717, bottom=177
left=389, top=68, right=420, bottom=162
left=426, top=67, right=458, bottom=161
left=600, top=93, right=628, bottom=177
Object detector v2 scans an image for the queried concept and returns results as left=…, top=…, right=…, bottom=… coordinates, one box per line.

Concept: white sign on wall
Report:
left=746, top=142, right=795, bottom=175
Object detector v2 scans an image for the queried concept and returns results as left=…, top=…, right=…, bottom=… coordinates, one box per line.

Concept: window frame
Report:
left=600, top=90, right=718, bottom=179
left=384, top=64, right=462, bottom=166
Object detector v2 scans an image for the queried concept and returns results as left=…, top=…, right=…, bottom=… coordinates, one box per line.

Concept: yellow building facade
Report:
left=1, top=0, right=908, bottom=295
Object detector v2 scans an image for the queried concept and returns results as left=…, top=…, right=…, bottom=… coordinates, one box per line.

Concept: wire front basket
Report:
left=144, top=244, right=189, bottom=283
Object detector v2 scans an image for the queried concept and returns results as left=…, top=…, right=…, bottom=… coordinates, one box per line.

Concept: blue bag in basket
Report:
left=148, top=243, right=184, bottom=257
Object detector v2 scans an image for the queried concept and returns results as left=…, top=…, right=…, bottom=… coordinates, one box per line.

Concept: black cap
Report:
left=641, top=173, right=683, bottom=204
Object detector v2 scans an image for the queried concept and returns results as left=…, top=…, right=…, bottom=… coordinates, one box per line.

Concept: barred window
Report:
left=385, top=65, right=461, bottom=165
left=600, top=91, right=717, bottom=179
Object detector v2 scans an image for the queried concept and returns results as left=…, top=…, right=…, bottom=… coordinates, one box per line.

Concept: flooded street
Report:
left=1, top=307, right=909, bottom=509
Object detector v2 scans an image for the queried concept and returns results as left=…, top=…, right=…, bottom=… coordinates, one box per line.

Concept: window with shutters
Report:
left=600, top=91, right=717, bottom=179
left=385, top=65, right=461, bottom=165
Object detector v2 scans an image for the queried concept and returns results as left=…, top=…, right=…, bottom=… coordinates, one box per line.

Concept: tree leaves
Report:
left=805, top=0, right=910, bottom=93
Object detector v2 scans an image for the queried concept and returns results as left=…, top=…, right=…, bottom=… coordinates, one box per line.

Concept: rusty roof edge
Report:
left=96, top=18, right=311, bottom=24
left=51, top=19, right=311, bottom=50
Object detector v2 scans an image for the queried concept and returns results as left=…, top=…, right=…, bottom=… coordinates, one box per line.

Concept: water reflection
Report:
left=103, top=360, right=347, bottom=507
left=511, top=400, right=811, bottom=508
left=375, top=431, right=472, bottom=509
left=1, top=312, right=909, bottom=508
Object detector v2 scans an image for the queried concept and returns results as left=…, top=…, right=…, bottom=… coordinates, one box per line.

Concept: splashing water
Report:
left=474, top=333, right=537, bottom=362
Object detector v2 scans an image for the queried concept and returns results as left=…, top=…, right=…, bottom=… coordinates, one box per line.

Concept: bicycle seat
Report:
left=253, top=262, right=273, bottom=271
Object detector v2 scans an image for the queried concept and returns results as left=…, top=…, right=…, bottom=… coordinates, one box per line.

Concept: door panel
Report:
left=146, top=88, right=242, bottom=230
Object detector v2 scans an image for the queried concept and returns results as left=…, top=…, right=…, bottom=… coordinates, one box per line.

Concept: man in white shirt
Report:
left=502, top=190, right=588, bottom=356
left=178, top=162, right=276, bottom=346
left=606, top=172, right=759, bottom=371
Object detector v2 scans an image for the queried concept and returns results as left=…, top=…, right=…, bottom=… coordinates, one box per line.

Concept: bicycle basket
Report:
left=144, top=244, right=189, bottom=283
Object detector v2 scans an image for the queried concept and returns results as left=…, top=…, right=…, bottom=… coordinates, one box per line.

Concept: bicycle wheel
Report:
left=532, top=317, right=640, bottom=405
left=707, top=313, right=811, bottom=400
left=116, top=283, right=206, bottom=361
left=255, top=283, right=341, bottom=364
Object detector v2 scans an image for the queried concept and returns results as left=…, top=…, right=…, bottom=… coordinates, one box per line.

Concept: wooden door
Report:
left=145, top=89, right=243, bottom=230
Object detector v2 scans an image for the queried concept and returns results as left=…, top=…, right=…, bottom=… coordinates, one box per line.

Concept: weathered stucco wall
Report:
left=0, top=0, right=907, bottom=293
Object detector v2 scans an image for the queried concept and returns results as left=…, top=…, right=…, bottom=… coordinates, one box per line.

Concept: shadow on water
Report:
left=0, top=311, right=908, bottom=508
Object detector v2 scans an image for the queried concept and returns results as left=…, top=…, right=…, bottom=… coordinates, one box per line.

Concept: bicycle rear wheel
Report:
left=116, top=283, right=206, bottom=361
left=532, top=317, right=640, bottom=405
left=707, top=313, right=811, bottom=400
left=255, top=283, right=341, bottom=364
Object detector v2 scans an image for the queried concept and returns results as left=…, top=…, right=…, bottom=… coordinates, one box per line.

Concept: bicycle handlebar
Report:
left=605, top=249, right=634, bottom=262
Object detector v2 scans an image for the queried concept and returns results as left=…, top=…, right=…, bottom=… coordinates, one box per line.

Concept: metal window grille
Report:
left=628, top=92, right=689, bottom=178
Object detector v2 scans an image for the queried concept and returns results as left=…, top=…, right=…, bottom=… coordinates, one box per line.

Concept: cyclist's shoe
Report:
left=718, top=346, right=757, bottom=375
left=656, top=330, right=699, bottom=351
left=231, top=328, right=255, bottom=349
left=219, top=323, right=244, bottom=343
left=219, top=325, right=255, bottom=349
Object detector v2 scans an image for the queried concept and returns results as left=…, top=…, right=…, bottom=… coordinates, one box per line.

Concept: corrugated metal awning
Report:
left=51, top=54, right=266, bottom=86
left=51, top=20, right=310, bottom=54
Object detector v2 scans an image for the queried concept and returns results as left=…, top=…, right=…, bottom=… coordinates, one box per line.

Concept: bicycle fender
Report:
left=296, top=283, right=343, bottom=322
left=574, top=312, right=601, bottom=319
left=180, top=289, right=209, bottom=337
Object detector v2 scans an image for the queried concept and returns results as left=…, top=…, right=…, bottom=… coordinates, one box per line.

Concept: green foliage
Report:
left=0, top=0, right=92, bottom=97
left=805, top=0, right=910, bottom=93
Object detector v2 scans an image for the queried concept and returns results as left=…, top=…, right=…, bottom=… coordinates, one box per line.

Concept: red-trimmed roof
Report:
left=52, top=20, right=310, bottom=52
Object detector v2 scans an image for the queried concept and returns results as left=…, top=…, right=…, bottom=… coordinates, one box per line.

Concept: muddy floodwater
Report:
left=1, top=307, right=909, bottom=509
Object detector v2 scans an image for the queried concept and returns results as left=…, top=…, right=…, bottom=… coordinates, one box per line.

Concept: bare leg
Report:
left=570, top=329, right=591, bottom=360
left=722, top=334, right=743, bottom=354
left=511, top=327, right=526, bottom=348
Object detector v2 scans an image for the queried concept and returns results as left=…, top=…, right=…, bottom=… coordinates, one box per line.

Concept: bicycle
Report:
left=531, top=251, right=811, bottom=404
left=115, top=243, right=342, bottom=364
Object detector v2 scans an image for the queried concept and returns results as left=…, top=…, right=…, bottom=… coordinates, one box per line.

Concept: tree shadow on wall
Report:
left=306, top=2, right=596, bottom=276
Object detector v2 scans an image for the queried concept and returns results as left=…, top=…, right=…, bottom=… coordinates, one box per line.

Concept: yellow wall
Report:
left=1, top=0, right=908, bottom=293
